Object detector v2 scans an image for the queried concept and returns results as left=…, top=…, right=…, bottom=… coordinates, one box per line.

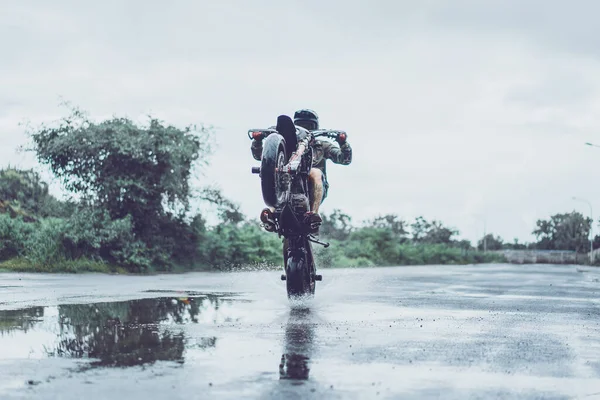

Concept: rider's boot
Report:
left=305, top=211, right=322, bottom=235
left=260, top=207, right=276, bottom=232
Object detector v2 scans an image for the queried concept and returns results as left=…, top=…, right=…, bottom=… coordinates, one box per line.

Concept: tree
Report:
left=424, top=220, right=458, bottom=244
left=368, top=214, right=408, bottom=242
left=503, top=238, right=527, bottom=250
left=0, top=167, right=73, bottom=219
left=410, top=216, right=430, bottom=243
left=27, top=107, right=213, bottom=270
left=0, top=168, right=47, bottom=213
left=593, top=234, right=600, bottom=252
left=198, top=187, right=245, bottom=225
left=29, top=108, right=211, bottom=223
left=411, top=216, right=458, bottom=245
left=456, top=239, right=473, bottom=251
left=477, top=234, right=504, bottom=251
left=532, top=211, right=591, bottom=252
left=320, top=209, right=353, bottom=240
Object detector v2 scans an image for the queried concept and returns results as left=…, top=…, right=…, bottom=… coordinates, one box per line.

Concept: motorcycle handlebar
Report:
left=311, top=130, right=346, bottom=139
left=248, top=129, right=346, bottom=141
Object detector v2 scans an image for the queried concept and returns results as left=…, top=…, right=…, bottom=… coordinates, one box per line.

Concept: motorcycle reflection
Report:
left=279, top=307, right=316, bottom=380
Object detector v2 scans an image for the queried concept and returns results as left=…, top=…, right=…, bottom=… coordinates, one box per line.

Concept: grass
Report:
left=0, top=247, right=507, bottom=274
left=0, top=257, right=127, bottom=274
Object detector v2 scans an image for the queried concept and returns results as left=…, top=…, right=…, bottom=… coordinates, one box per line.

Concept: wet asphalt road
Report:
left=1, top=264, right=600, bottom=399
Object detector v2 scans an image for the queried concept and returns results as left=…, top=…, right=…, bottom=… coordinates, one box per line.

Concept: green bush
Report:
left=199, top=221, right=282, bottom=270
left=0, top=214, right=35, bottom=261
left=24, top=217, right=68, bottom=267
left=62, top=208, right=153, bottom=272
left=314, top=238, right=505, bottom=268
left=0, top=208, right=156, bottom=273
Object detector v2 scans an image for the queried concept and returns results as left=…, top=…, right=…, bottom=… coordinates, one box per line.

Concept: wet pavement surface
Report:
left=1, top=264, right=600, bottom=399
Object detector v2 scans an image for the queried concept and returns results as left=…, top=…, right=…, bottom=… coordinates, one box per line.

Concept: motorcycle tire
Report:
left=286, top=250, right=315, bottom=299
left=260, top=133, right=288, bottom=208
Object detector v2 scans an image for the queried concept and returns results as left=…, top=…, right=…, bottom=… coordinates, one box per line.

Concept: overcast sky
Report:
left=2, top=0, right=600, bottom=243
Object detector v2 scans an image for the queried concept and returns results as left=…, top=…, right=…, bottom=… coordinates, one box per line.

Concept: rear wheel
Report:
left=286, top=255, right=312, bottom=299
left=260, top=134, right=288, bottom=208
left=285, top=239, right=316, bottom=300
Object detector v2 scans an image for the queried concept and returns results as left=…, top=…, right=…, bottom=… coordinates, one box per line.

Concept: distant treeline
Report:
left=0, top=165, right=503, bottom=272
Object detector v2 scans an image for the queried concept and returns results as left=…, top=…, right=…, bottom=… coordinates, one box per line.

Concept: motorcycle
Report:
left=248, top=115, right=346, bottom=299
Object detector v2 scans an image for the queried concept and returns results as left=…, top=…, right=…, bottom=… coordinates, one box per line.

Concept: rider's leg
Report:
left=308, top=168, right=324, bottom=213
left=306, top=168, right=324, bottom=232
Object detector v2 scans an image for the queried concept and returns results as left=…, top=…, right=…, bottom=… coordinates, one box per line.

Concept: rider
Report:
left=250, top=109, right=352, bottom=233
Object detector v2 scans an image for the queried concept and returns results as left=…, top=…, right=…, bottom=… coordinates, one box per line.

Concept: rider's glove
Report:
left=336, top=132, right=347, bottom=145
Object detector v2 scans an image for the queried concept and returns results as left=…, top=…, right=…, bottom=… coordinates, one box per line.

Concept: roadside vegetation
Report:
left=1, top=107, right=595, bottom=273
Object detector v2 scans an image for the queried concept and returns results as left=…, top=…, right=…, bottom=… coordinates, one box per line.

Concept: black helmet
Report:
left=293, top=109, right=319, bottom=131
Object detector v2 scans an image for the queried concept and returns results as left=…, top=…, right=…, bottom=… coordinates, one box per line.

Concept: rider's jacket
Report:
left=251, top=128, right=352, bottom=177
left=311, top=140, right=352, bottom=176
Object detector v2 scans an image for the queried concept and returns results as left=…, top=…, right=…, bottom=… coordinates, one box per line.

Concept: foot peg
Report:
left=281, top=274, right=287, bottom=281
left=308, top=236, right=330, bottom=248
left=314, top=274, right=322, bottom=281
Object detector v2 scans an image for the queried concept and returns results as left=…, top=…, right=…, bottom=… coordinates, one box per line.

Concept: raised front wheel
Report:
left=260, top=134, right=288, bottom=208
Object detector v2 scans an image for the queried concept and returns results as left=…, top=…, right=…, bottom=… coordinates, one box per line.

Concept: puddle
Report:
left=0, top=294, right=238, bottom=369
left=0, top=292, right=323, bottom=386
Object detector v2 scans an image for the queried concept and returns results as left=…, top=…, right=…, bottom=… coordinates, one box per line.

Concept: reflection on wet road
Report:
left=0, top=295, right=318, bottom=377
left=0, top=295, right=228, bottom=367
left=1, top=264, right=600, bottom=399
left=279, top=308, right=314, bottom=380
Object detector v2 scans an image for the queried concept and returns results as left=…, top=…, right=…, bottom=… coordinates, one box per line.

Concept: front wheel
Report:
left=260, top=133, right=288, bottom=208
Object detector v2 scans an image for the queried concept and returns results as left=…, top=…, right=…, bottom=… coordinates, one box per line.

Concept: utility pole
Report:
left=483, top=219, right=487, bottom=252
left=472, top=214, right=487, bottom=252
